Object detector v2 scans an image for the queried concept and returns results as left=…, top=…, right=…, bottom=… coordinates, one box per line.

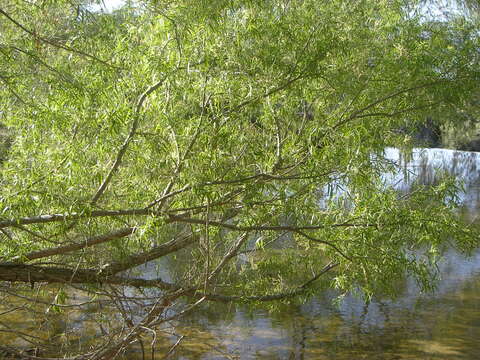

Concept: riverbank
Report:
left=416, top=121, right=480, bottom=152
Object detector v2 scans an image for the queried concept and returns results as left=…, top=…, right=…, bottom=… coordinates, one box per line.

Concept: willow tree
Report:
left=0, top=0, right=479, bottom=358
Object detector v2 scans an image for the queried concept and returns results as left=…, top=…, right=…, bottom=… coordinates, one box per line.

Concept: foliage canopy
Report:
left=0, top=0, right=479, bottom=358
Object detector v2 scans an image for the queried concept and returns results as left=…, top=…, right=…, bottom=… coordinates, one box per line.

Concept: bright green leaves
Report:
left=323, top=179, right=472, bottom=299
left=0, top=0, right=479, bottom=304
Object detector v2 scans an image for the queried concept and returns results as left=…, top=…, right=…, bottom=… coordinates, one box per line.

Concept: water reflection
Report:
left=140, top=147, right=480, bottom=360
left=148, top=253, right=480, bottom=359
left=3, top=147, right=480, bottom=359
left=384, top=147, right=480, bottom=215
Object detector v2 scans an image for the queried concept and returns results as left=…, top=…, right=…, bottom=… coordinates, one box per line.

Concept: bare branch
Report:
left=161, top=335, right=185, bottom=360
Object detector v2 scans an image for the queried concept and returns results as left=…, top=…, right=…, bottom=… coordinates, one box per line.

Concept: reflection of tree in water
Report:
left=2, top=148, right=480, bottom=359
left=0, top=283, right=113, bottom=357
left=114, top=149, right=480, bottom=359
left=157, top=266, right=480, bottom=359
left=392, top=148, right=480, bottom=214
left=24, top=259, right=473, bottom=360
left=295, top=276, right=480, bottom=359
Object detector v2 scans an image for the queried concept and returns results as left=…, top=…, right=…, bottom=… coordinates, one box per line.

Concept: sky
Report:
left=94, top=0, right=468, bottom=19
left=90, top=0, right=126, bottom=13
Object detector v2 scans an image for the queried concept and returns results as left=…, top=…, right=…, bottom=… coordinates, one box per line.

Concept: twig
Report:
left=0, top=8, right=117, bottom=69
left=91, top=76, right=169, bottom=203
left=161, top=335, right=185, bottom=360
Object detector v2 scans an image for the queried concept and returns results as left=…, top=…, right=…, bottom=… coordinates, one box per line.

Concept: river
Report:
left=146, top=147, right=480, bottom=360
left=2, top=147, right=480, bottom=359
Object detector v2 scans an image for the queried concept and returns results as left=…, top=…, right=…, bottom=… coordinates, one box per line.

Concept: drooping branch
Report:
left=0, top=208, right=153, bottom=229
left=168, top=214, right=377, bottom=232
left=7, top=45, right=75, bottom=82
left=351, top=102, right=441, bottom=120
left=190, top=261, right=339, bottom=302
left=91, top=75, right=169, bottom=204
left=0, top=73, right=28, bottom=105
left=0, top=169, right=338, bottom=230
left=0, top=261, right=337, bottom=303
left=207, top=232, right=249, bottom=283
left=332, top=80, right=444, bottom=130
left=145, top=87, right=210, bottom=211
left=0, top=263, right=176, bottom=289
left=17, top=227, right=136, bottom=262
left=233, top=73, right=306, bottom=111
left=100, top=231, right=199, bottom=275
left=0, top=8, right=117, bottom=68
left=1, top=229, right=199, bottom=284
left=295, top=230, right=352, bottom=261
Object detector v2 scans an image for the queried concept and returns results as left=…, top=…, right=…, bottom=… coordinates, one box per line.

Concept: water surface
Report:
left=2, top=148, right=480, bottom=359
left=144, top=148, right=480, bottom=360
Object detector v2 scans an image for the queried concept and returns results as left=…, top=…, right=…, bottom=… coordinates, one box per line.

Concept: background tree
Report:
left=0, top=0, right=479, bottom=358
left=416, top=0, right=480, bottom=148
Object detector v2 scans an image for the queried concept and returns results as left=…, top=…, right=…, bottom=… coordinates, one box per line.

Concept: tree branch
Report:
left=0, top=261, right=337, bottom=305
left=192, top=261, right=338, bottom=302
left=332, top=81, right=444, bottom=130
left=100, top=231, right=199, bottom=275
left=0, top=263, right=176, bottom=289
left=91, top=76, right=169, bottom=204
left=15, top=227, right=136, bottom=262
left=168, top=214, right=377, bottom=232
left=295, top=230, right=352, bottom=261
left=0, top=8, right=117, bottom=69
left=0, top=208, right=153, bottom=229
